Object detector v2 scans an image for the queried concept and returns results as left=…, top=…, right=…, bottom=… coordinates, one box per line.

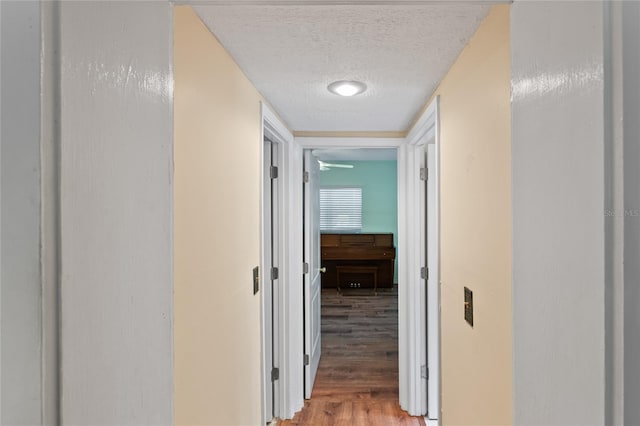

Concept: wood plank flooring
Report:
left=279, top=287, right=425, bottom=426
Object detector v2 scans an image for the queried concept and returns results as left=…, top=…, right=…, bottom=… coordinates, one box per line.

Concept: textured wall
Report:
left=59, top=2, right=174, bottom=424
left=174, top=6, right=263, bottom=425
left=427, top=5, right=512, bottom=425
left=511, top=2, right=606, bottom=424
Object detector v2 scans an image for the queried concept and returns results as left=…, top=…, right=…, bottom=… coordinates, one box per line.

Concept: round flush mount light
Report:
left=327, top=80, right=367, bottom=97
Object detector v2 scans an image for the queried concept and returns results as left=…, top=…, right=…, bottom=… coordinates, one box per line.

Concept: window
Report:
left=319, top=187, right=362, bottom=232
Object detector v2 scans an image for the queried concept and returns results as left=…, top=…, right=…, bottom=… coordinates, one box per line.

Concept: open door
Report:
left=303, top=150, right=322, bottom=399
left=426, top=143, right=440, bottom=420
left=401, top=96, right=440, bottom=418
left=417, top=139, right=441, bottom=420
left=416, top=143, right=428, bottom=415
left=262, top=138, right=280, bottom=422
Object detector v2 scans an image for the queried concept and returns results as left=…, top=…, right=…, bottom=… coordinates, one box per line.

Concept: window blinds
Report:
left=319, top=187, right=362, bottom=232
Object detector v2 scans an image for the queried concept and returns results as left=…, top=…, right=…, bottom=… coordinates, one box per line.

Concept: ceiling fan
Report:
left=318, top=160, right=354, bottom=171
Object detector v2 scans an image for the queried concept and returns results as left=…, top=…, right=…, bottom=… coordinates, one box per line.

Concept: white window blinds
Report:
left=319, top=187, right=362, bottom=232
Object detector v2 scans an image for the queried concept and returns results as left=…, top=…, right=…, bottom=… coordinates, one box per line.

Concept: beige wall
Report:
left=427, top=5, right=512, bottom=425
left=174, top=6, right=264, bottom=425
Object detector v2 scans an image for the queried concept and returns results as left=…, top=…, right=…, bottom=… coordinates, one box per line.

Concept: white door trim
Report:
left=398, top=139, right=426, bottom=415
left=426, top=143, right=440, bottom=420
left=262, top=137, right=275, bottom=422
left=260, top=102, right=302, bottom=423
left=403, top=96, right=440, bottom=420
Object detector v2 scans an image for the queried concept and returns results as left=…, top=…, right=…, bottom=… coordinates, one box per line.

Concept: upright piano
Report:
left=320, top=233, right=396, bottom=292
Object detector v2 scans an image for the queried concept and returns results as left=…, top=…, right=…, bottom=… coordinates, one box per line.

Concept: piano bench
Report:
left=336, top=265, right=379, bottom=295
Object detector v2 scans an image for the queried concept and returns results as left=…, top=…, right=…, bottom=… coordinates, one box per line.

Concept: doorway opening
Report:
left=298, top=148, right=413, bottom=424
left=262, top=97, right=441, bottom=424
left=260, top=102, right=298, bottom=425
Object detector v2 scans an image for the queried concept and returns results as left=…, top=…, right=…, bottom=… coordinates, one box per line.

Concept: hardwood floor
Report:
left=279, top=287, right=425, bottom=426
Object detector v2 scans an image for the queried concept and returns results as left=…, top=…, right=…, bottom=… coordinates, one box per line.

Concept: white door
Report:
left=416, top=143, right=428, bottom=415
left=415, top=141, right=441, bottom=419
left=303, top=150, right=322, bottom=398
left=426, top=143, right=440, bottom=419
left=262, top=138, right=279, bottom=421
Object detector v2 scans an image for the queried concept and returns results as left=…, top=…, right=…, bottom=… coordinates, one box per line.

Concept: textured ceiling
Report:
left=194, top=2, right=493, bottom=132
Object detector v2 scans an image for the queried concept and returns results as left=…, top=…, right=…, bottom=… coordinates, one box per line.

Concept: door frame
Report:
left=262, top=136, right=278, bottom=422
left=260, top=102, right=301, bottom=423
left=295, top=136, right=404, bottom=406
left=403, top=96, right=441, bottom=420
left=269, top=98, right=440, bottom=421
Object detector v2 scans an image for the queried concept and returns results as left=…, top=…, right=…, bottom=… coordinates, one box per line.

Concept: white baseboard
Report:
left=425, top=417, right=439, bottom=426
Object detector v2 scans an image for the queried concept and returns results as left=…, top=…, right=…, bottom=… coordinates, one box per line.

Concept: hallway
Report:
left=279, top=288, right=425, bottom=426
left=4, top=2, right=639, bottom=425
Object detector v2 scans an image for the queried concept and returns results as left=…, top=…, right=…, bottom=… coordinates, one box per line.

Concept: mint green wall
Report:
left=319, top=160, right=398, bottom=283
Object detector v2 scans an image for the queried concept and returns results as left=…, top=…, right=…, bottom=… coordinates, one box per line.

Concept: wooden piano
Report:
left=321, top=233, right=396, bottom=293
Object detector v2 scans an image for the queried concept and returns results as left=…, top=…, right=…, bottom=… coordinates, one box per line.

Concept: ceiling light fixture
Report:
left=327, top=80, right=367, bottom=97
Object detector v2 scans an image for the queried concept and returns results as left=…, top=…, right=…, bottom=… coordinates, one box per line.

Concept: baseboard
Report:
left=425, top=417, right=439, bottom=426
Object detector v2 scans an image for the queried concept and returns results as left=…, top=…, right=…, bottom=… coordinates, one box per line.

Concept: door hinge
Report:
left=271, top=267, right=279, bottom=280
left=304, top=354, right=310, bottom=366
left=303, top=262, right=309, bottom=274
left=421, top=365, right=428, bottom=380
left=271, top=367, right=279, bottom=382
left=270, top=165, right=278, bottom=179
left=420, top=167, right=428, bottom=181
left=421, top=266, right=429, bottom=280
left=303, top=171, right=309, bottom=183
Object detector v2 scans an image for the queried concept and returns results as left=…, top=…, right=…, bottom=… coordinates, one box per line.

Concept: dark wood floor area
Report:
left=279, top=287, right=425, bottom=426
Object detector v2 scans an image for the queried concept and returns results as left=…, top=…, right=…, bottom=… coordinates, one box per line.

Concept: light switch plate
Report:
left=253, top=266, right=259, bottom=295
left=464, top=286, right=474, bottom=327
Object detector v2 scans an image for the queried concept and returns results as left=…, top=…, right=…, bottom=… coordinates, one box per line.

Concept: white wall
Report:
left=511, top=2, right=607, bottom=424
left=623, top=1, right=640, bottom=424
left=59, top=2, right=174, bottom=424
left=0, top=2, right=44, bottom=424
left=40, top=2, right=61, bottom=423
